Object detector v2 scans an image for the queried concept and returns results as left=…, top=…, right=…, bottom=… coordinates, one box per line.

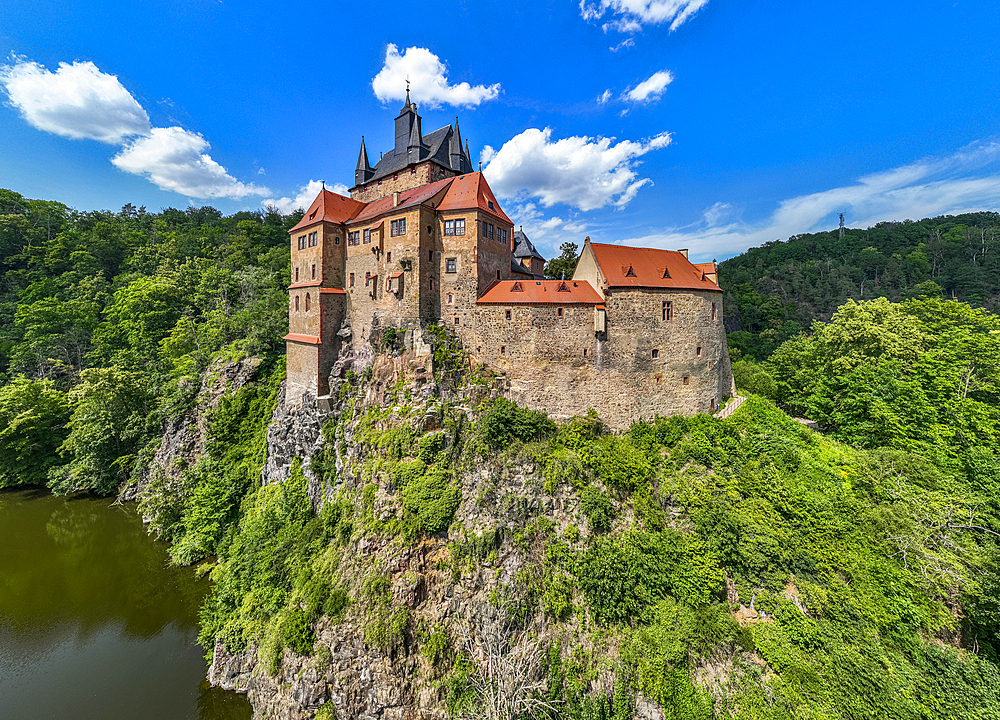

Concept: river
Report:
left=0, top=487, right=252, bottom=720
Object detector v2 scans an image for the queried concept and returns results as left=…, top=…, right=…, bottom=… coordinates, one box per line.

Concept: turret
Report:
left=407, top=110, right=425, bottom=161
left=355, top=137, right=373, bottom=185
left=394, top=88, right=418, bottom=155
left=450, top=118, right=466, bottom=172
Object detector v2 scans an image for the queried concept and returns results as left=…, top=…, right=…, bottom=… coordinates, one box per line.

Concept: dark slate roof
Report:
left=512, top=229, right=545, bottom=261
left=357, top=103, right=474, bottom=188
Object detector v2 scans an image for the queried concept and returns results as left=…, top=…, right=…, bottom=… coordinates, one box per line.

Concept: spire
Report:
left=465, top=139, right=472, bottom=168
left=450, top=117, right=465, bottom=171
left=407, top=110, right=424, bottom=161
left=355, top=136, right=373, bottom=184
left=400, top=77, right=411, bottom=112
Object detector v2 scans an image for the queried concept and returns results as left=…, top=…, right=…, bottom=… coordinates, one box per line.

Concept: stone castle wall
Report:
left=350, top=162, right=457, bottom=204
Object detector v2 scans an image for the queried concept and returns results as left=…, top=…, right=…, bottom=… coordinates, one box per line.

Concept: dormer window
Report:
left=625, top=266, right=636, bottom=277
left=558, top=282, right=570, bottom=292
left=511, top=282, right=523, bottom=292
left=662, top=267, right=671, bottom=279
left=488, top=200, right=494, bottom=210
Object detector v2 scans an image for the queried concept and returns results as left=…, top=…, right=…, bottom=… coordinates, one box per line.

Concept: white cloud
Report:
left=624, top=70, right=674, bottom=103
left=614, top=141, right=1000, bottom=262
left=508, top=202, right=591, bottom=259
left=482, top=128, right=672, bottom=212
left=597, top=89, right=612, bottom=104
left=372, top=45, right=500, bottom=108
left=263, top=180, right=352, bottom=214
left=112, top=127, right=269, bottom=199
left=0, top=58, right=150, bottom=143
left=610, top=37, right=636, bottom=52
left=581, top=0, right=710, bottom=31
left=1, top=56, right=267, bottom=201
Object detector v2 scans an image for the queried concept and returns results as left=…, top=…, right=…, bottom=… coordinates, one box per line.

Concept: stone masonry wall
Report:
left=466, top=289, right=734, bottom=429
left=350, top=161, right=457, bottom=204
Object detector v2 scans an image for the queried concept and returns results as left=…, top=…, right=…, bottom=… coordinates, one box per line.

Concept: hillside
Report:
left=4, top=187, right=1000, bottom=719
left=718, top=212, right=1000, bottom=359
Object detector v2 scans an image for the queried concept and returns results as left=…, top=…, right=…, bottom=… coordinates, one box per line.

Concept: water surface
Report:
left=0, top=487, right=252, bottom=720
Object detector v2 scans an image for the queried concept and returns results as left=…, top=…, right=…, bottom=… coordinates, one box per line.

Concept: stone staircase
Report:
left=714, top=395, right=746, bottom=420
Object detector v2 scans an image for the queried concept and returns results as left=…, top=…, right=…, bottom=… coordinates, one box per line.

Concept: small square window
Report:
left=386, top=251, right=392, bottom=263
left=682, top=376, right=690, bottom=385
left=500, top=345, right=506, bottom=355
left=454, top=316, right=460, bottom=326
left=583, top=348, right=588, bottom=358
left=496, top=270, right=501, bottom=280
left=411, top=167, right=416, bottom=174
left=652, top=348, right=659, bottom=359
left=696, top=346, right=702, bottom=357
left=429, top=277, right=435, bottom=291
left=557, top=307, right=564, bottom=318
left=363, top=229, right=370, bottom=243
left=350, top=272, right=355, bottom=287
left=505, top=309, right=511, bottom=321
left=429, top=250, right=434, bottom=261
left=662, top=301, right=673, bottom=321
left=448, top=294, right=454, bottom=304
left=446, top=258, right=457, bottom=273
left=455, top=219, right=465, bottom=235
left=335, top=236, right=341, bottom=245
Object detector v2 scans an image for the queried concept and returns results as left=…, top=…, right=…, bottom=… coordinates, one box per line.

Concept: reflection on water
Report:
left=0, top=488, right=251, bottom=720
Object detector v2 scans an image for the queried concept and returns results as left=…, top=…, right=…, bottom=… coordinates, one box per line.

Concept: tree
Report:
left=0, top=376, right=70, bottom=487
left=544, top=242, right=579, bottom=280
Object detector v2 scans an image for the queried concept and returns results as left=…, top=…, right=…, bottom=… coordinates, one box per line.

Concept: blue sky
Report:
left=1, top=0, right=998, bottom=262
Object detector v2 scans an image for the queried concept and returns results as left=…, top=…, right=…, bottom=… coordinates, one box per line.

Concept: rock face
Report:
left=121, top=355, right=262, bottom=506
left=261, top=384, right=326, bottom=509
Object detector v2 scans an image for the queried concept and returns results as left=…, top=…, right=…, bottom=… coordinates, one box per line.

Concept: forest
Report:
left=4, top=187, right=1000, bottom=718
left=718, top=212, right=1000, bottom=360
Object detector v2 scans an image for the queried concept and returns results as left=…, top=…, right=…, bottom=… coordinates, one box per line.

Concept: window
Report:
left=295, top=267, right=299, bottom=282
left=391, top=218, right=406, bottom=236
left=350, top=272, right=355, bottom=288
left=500, top=345, right=506, bottom=355
left=710, top=398, right=716, bottom=412
left=662, top=301, right=673, bottom=322
left=348, top=231, right=360, bottom=246
left=505, top=309, right=511, bottom=321
left=429, top=250, right=434, bottom=261
left=652, top=348, right=659, bottom=359
left=308, top=231, right=318, bottom=247
left=447, top=293, right=453, bottom=304
left=427, top=225, right=433, bottom=235
left=496, top=270, right=501, bottom=280
left=363, top=229, right=371, bottom=244
left=386, top=251, right=392, bottom=263
left=696, top=346, right=702, bottom=357
left=444, top=220, right=455, bottom=236
left=429, top=278, right=435, bottom=291
left=311, top=264, right=316, bottom=279
left=335, top=236, right=340, bottom=245
left=682, top=376, right=690, bottom=385
left=446, top=258, right=457, bottom=273
left=583, top=348, right=588, bottom=358
left=557, top=307, right=564, bottom=318
left=411, top=167, right=416, bottom=175
left=393, top=173, right=398, bottom=180
left=500, top=228, right=507, bottom=244
left=454, top=316, right=460, bottom=326
left=298, top=235, right=306, bottom=250
left=295, top=295, right=299, bottom=311
left=712, top=303, right=717, bottom=322
left=488, top=200, right=495, bottom=210
left=305, top=293, right=310, bottom=311
left=455, top=218, right=465, bottom=235
left=625, top=265, right=635, bottom=277
left=511, top=281, right=523, bottom=292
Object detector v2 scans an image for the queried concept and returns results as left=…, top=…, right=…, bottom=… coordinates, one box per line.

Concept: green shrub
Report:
left=421, top=625, right=450, bottom=666
left=480, top=397, right=555, bottom=449
left=279, top=607, right=315, bottom=656
left=399, top=466, right=460, bottom=535
left=418, top=431, right=445, bottom=463
left=579, top=485, right=614, bottom=532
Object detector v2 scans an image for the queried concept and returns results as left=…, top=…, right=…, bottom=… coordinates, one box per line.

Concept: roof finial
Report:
left=321, top=180, right=326, bottom=190
left=478, top=161, right=482, bottom=172
left=405, top=76, right=411, bottom=105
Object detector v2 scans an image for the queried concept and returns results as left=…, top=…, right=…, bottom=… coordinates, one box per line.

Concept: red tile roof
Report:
left=351, top=177, right=454, bottom=224
left=438, top=172, right=512, bottom=224
left=693, top=261, right=718, bottom=275
left=588, top=242, right=722, bottom=292
left=284, top=333, right=321, bottom=344
left=477, top=279, right=603, bottom=305
left=289, top=190, right=366, bottom=232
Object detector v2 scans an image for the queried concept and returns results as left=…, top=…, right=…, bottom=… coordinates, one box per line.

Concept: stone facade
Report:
left=284, top=106, right=735, bottom=429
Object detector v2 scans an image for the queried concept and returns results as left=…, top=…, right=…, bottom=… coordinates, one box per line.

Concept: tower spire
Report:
left=355, top=136, right=373, bottom=184
left=450, top=117, right=465, bottom=171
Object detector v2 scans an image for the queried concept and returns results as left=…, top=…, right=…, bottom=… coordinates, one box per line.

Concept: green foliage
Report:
left=479, top=397, right=556, bottom=449
left=579, top=484, right=614, bottom=532
left=0, top=376, right=70, bottom=487
left=544, top=241, right=580, bottom=280
left=49, top=366, right=152, bottom=494
left=399, top=466, right=460, bottom=536
left=421, top=624, right=450, bottom=667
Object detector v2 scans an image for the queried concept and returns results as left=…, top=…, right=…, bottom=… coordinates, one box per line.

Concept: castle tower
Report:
left=284, top=188, right=364, bottom=401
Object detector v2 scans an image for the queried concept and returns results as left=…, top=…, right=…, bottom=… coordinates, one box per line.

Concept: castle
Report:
left=284, top=94, right=735, bottom=429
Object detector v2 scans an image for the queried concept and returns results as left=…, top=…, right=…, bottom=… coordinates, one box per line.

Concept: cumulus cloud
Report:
left=1, top=56, right=267, bottom=201
left=263, top=180, right=353, bottom=214
left=482, top=127, right=672, bottom=211
left=508, top=202, right=591, bottom=259
left=0, top=58, right=150, bottom=143
left=581, top=0, right=710, bottom=31
left=372, top=45, right=500, bottom=108
left=624, top=70, right=674, bottom=103
left=112, top=127, right=268, bottom=199
left=615, top=141, right=1000, bottom=262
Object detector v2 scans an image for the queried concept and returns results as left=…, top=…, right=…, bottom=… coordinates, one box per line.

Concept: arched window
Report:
left=295, top=295, right=300, bottom=311
left=305, top=293, right=311, bottom=311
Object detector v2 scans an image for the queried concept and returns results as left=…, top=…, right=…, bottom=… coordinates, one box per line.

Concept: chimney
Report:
left=678, top=248, right=689, bottom=258
left=393, top=192, right=400, bottom=207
